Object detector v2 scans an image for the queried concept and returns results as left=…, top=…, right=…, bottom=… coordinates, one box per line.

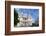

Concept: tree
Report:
left=14, top=8, right=19, bottom=26
left=35, top=17, right=39, bottom=26
left=32, top=17, right=39, bottom=27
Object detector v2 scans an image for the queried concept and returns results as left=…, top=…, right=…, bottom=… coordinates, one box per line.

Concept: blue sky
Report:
left=14, top=8, right=39, bottom=22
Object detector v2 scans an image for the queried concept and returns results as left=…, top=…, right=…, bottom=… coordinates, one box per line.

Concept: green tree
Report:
left=14, top=8, right=19, bottom=26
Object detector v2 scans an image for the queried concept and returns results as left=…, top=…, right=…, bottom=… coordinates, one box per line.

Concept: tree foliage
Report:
left=14, top=9, right=19, bottom=26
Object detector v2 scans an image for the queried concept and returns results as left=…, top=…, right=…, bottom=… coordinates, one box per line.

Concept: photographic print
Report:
left=14, top=8, right=39, bottom=27
left=5, top=1, right=45, bottom=35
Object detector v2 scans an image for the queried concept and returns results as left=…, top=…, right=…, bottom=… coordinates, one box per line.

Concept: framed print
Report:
left=5, top=1, right=45, bottom=35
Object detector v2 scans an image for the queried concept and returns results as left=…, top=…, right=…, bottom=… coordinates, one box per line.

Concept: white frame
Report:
left=11, top=5, right=42, bottom=31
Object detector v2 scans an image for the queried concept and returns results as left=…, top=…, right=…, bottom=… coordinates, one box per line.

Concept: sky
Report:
left=14, top=8, right=39, bottom=22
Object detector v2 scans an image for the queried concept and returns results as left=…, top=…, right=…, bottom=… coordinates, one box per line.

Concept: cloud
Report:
left=15, top=8, right=39, bottom=21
